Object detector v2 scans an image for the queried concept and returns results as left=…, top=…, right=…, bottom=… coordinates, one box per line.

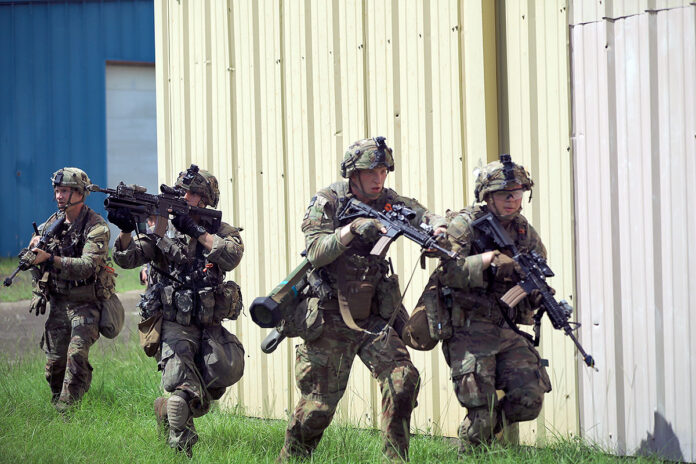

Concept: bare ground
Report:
left=0, top=290, right=142, bottom=359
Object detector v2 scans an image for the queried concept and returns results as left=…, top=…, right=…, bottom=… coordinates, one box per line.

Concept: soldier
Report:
left=277, top=137, right=446, bottom=462
left=26, top=167, right=119, bottom=413
left=110, top=166, right=244, bottom=457
left=412, top=156, right=553, bottom=449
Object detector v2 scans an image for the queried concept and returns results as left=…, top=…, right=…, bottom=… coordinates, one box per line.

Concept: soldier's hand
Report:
left=171, top=213, right=206, bottom=239
left=29, top=236, right=40, bottom=248
left=349, top=218, right=385, bottom=242
left=528, top=287, right=555, bottom=308
left=490, top=250, right=520, bottom=279
left=18, top=248, right=37, bottom=269
left=107, top=208, right=136, bottom=233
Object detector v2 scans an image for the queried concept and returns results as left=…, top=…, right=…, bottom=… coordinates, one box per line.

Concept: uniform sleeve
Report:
left=204, top=224, right=244, bottom=272
left=112, top=233, right=158, bottom=269
left=302, top=194, right=347, bottom=268
left=437, top=214, right=487, bottom=289
left=526, top=224, right=548, bottom=259
left=54, top=222, right=109, bottom=280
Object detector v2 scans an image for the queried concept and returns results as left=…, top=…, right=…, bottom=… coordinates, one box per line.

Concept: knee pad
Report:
left=460, top=406, right=499, bottom=444
left=501, top=385, right=544, bottom=423
left=167, top=393, right=191, bottom=431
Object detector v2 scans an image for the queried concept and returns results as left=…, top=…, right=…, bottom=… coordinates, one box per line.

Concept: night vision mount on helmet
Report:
left=175, top=164, right=220, bottom=208
left=473, top=154, right=534, bottom=203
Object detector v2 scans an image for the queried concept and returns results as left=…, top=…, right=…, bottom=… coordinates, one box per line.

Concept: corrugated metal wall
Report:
left=0, top=0, right=154, bottom=256
left=570, top=0, right=695, bottom=461
left=154, top=0, right=579, bottom=442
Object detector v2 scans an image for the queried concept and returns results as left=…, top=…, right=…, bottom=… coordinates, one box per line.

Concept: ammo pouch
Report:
left=197, top=287, right=215, bottom=326
left=334, top=254, right=382, bottom=321
left=174, top=288, right=194, bottom=326
left=138, top=311, right=163, bottom=357
left=66, top=282, right=98, bottom=303
left=99, top=293, right=125, bottom=339
left=375, top=274, right=401, bottom=319
left=30, top=288, right=48, bottom=316
left=199, top=325, right=245, bottom=390
left=213, top=280, right=243, bottom=323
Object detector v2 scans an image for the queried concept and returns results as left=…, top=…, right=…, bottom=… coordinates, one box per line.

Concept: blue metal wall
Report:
left=0, top=0, right=154, bottom=256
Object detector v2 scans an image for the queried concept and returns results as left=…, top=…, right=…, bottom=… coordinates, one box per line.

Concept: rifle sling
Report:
left=497, top=303, right=538, bottom=346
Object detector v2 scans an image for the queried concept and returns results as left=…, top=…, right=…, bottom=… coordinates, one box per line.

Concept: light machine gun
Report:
left=252, top=198, right=456, bottom=354
left=471, top=212, right=596, bottom=368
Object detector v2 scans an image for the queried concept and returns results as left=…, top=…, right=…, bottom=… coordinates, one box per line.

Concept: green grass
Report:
left=0, top=257, right=142, bottom=303
left=0, top=336, right=668, bottom=463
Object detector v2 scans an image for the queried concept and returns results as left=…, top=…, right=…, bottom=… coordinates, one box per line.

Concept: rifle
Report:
left=88, top=179, right=221, bottom=236
left=254, top=199, right=456, bottom=354
left=336, top=198, right=457, bottom=259
left=471, top=212, right=595, bottom=368
left=3, top=215, right=66, bottom=287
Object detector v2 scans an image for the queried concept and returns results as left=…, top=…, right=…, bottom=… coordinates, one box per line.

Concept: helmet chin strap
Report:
left=59, top=190, right=84, bottom=212
left=349, top=177, right=379, bottom=202
left=487, top=198, right=520, bottom=223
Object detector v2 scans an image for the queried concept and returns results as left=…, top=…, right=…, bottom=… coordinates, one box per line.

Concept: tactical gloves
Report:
left=490, top=250, right=520, bottom=279
left=172, top=213, right=207, bottom=239
left=107, top=208, right=136, bottom=233
left=349, top=218, right=384, bottom=242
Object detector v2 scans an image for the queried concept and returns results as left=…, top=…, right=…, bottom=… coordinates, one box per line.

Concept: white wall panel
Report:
left=571, top=3, right=696, bottom=461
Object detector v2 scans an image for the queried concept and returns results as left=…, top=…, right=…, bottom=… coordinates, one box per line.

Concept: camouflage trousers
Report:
left=281, top=311, right=420, bottom=462
left=157, top=320, right=244, bottom=450
left=442, top=321, right=552, bottom=445
left=42, top=297, right=100, bottom=405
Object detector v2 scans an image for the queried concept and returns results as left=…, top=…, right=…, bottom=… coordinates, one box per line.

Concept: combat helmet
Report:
left=340, top=136, right=395, bottom=178
left=175, top=164, right=220, bottom=208
left=51, top=167, right=91, bottom=196
left=473, top=154, right=533, bottom=202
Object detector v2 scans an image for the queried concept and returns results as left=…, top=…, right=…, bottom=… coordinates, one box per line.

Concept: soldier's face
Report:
left=352, top=166, right=388, bottom=200
left=54, top=186, right=83, bottom=210
left=489, top=183, right=524, bottom=216
left=184, top=191, right=204, bottom=208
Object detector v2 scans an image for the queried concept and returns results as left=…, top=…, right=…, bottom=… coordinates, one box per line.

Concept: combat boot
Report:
left=154, top=396, right=169, bottom=435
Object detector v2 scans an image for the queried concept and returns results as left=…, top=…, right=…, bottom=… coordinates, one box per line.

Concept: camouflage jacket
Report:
left=37, top=206, right=114, bottom=300
left=302, top=180, right=446, bottom=285
left=112, top=221, right=244, bottom=290
left=438, top=205, right=547, bottom=324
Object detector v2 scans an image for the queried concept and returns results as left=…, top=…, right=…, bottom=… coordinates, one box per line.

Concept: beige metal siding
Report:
left=570, top=2, right=696, bottom=460
left=500, top=0, right=578, bottom=444
left=155, top=0, right=576, bottom=442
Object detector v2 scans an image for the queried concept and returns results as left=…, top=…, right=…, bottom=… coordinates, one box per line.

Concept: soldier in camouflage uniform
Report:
left=277, top=137, right=447, bottom=462
left=111, top=167, right=244, bottom=457
left=424, top=157, right=553, bottom=448
left=26, top=167, right=118, bottom=413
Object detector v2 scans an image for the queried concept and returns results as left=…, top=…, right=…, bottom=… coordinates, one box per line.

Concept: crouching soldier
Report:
left=404, top=155, right=552, bottom=450
left=25, top=167, right=123, bottom=413
left=111, top=167, right=245, bottom=457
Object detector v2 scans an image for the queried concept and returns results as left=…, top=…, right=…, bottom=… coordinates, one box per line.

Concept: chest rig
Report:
left=45, top=209, right=97, bottom=298
left=449, top=206, right=535, bottom=326
left=324, top=186, right=394, bottom=321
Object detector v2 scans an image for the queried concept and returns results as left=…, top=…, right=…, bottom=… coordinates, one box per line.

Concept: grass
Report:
left=0, top=333, right=668, bottom=463
left=0, top=257, right=142, bottom=303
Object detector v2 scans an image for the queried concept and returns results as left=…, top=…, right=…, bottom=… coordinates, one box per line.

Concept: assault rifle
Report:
left=336, top=198, right=457, bottom=259
left=253, top=199, right=456, bottom=354
left=3, top=214, right=66, bottom=287
left=88, top=174, right=221, bottom=236
left=471, top=212, right=596, bottom=368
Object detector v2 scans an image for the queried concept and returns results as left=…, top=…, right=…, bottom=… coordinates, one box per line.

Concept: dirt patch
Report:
left=0, top=290, right=143, bottom=359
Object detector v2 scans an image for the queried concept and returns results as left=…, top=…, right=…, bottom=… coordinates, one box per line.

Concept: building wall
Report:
left=569, top=0, right=695, bottom=461
left=0, top=0, right=154, bottom=256
left=154, top=0, right=580, bottom=442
